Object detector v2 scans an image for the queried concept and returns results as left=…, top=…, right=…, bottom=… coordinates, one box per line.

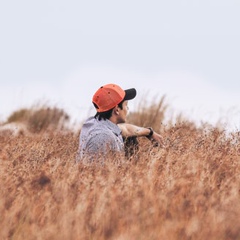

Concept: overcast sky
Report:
left=0, top=0, right=239, bottom=130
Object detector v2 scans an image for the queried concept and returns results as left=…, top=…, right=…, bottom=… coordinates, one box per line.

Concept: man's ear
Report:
left=113, top=106, right=120, bottom=115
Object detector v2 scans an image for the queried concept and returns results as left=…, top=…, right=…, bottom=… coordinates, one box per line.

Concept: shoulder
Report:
left=89, top=131, right=116, bottom=145
left=85, top=131, right=118, bottom=154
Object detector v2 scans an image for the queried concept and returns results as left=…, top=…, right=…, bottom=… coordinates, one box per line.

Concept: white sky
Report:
left=0, top=0, right=240, bottom=130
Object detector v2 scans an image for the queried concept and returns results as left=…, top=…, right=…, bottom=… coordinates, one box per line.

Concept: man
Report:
left=77, top=83, right=164, bottom=163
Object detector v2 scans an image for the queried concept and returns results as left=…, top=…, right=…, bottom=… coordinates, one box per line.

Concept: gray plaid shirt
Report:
left=77, top=117, right=124, bottom=163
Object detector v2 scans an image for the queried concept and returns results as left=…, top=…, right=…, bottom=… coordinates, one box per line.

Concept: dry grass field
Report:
left=1, top=100, right=240, bottom=240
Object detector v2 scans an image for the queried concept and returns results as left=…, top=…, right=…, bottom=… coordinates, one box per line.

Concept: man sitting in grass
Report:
left=77, top=83, right=164, bottom=164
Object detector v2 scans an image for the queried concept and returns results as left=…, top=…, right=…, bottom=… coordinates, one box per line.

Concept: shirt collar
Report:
left=100, top=119, right=122, bottom=136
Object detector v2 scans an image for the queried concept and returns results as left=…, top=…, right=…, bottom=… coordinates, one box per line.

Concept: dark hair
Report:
left=94, top=100, right=124, bottom=121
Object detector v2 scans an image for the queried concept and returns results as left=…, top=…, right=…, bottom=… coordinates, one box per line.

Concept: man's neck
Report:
left=109, top=115, right=118, bottom=125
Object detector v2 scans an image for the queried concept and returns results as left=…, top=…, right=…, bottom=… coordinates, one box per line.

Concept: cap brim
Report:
left=124, top=88, right=137, bottom=101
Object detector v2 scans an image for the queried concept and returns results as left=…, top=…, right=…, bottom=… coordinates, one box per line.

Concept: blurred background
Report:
left=0, top=0, right=239, bottom=130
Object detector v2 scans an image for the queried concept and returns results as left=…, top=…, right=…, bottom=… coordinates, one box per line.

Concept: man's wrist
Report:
left=146, top=127, right=154, bottom=138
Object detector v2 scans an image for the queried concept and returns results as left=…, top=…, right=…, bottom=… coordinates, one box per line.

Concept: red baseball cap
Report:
left=92, top=83, right=137, bottom=112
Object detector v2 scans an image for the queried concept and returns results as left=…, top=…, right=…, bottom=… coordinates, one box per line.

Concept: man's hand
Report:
left=150, top=131, right=166, bottom=148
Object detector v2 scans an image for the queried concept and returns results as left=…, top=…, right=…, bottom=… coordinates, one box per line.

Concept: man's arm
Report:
left=118, top=123, right=165, bottom=147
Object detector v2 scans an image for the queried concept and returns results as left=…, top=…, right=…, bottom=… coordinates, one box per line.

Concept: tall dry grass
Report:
left=6, top=105, right=69, bottom=133
left=127, top=94, right=167, bottom=132
left=1, top=98, right=240, bottom=240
